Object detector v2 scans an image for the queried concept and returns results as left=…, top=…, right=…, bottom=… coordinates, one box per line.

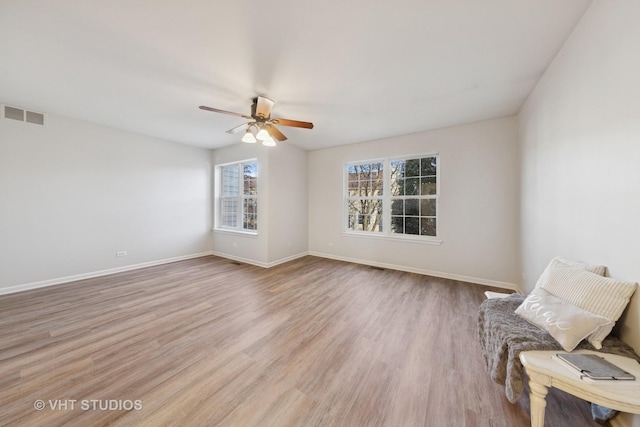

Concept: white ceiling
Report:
left=0, top=0, right=592, bottom=151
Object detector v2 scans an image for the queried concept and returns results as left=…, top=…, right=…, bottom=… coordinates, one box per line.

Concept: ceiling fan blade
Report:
left=271, top=117, right=314, bottom=129
left=255, top=96, right=274, bottom=119
left=226, top=123, right=249, bottom=134
left=199, top=105, right=252, bottom=120
left=266, top=123, right=287, bottom=141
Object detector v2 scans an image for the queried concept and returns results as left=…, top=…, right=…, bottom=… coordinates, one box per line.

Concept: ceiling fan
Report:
left=199, top=96, right=313, bottom=146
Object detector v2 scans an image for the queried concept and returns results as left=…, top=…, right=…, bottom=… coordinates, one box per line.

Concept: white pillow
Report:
left=535, top=257, right=606, bottom=288
left=515, top=288, right=612, bottom=352
left=541, top=266, right=637, bottom=348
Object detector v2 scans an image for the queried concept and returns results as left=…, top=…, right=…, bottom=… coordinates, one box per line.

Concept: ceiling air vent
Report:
left=3, top=105, right=46, bottom=126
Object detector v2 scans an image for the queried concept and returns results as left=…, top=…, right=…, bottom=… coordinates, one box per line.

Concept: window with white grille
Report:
left=345, top=155, right=439, bottom=240
left=216, top=160, right=258, bottom=233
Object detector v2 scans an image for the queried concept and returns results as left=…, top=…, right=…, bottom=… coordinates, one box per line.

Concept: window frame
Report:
left=343, top=154, right=441, bottom=244
left=214, top=159, right=258, bottom=235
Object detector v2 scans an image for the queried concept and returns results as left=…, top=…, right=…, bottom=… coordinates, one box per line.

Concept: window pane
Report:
left=222, top=166, right=239, bottom=196
left=405, top=158, right=420, bottom=177
left=244, top=198, right=257, bottom=214
left=347, top=162, right=384, bottom=197
left=347, top=199, right=382, bottom=232
left=420, top=176, right=437, bottom=195
left=390, top=161, right=404, bottom=196
left=244, top=213, right=257, bottom=230
left=391, top=178, right=404, bottom=196
left=348, top=214, right=359, bottom=230
left=243, top=163, right=257, bottom=195
left=358, top=180, right=374, bottom=196
left=420, top=217, right=437, bottom=236
left=420, top=199, right=436, bottom=216
left=390, top=160, right=404, bottom=175
left=221, top=199, right=237, bottom=227
left=405, top=178, right=419, bottom=196
left=405, top=217, right=419, bottom=235
left=371, top=162, right=383, bottom=196
left=405, top=199, right=419, bottom=216
left=391, top=216, right=404, bottom=234
left=391, top=199, right=403, bottom=215
left=421, top=157, right=437, bottom=176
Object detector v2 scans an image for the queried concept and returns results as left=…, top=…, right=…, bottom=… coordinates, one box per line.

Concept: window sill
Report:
left=213, top=228, right=258, bottom=238
left=342, top=231, right=442, bottom=245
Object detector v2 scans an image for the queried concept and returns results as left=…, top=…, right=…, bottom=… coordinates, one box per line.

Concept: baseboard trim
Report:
left=2, top=250, right=520, bottom=295
left=211, top=251, right=309, bottom=268
left=0, top=252, right=214, bottom=296
left=266, top=252, right=310, bottom=268
left=308, top=251, right=521, bottom=291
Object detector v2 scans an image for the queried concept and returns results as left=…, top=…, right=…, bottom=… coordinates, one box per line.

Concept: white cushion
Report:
left=541, top=266, right=637, bottom=348
left=535, top=257, right=606, bottom=289
left=515, top=288, right=612, bottom=352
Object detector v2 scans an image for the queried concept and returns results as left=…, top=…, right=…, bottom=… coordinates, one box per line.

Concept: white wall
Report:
left=211, top=141, right=308, bottom=266
left=0, top=113, right=212, bottom=292
left=308, top=117, right=521, bottom=289
left=519, top=2, right=640, bottom=423
left=267, top=143, right=308, bottom=263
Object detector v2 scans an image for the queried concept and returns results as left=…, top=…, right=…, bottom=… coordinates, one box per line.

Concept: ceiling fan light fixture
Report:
left=241, top=127, right=257, bottom=143
left=256, top=126, right=270, bottom=140
left=199, top=96, right=313, bottom=147
left=262, top=137, right=276, bottom=147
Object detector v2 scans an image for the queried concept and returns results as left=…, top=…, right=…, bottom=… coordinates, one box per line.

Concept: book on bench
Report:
left=555, top=353, right=636, bottom=381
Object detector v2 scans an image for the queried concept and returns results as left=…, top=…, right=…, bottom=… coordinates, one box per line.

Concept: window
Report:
left=217, top=160, right=258, bottom=232
left=346, top=162, right=384, bottom=232
left=390, top=157, right=437, bottom=237
left=345, top=155, right=439, bottom=239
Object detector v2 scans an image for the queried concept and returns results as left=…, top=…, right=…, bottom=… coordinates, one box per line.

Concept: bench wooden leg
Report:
left=528, top=380, right=548, bottom=427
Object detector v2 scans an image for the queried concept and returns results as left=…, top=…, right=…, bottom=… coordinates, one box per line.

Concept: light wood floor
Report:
left=0, top=256, right=606, bottom=426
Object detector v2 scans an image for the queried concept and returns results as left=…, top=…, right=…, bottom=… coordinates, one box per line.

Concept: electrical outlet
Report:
left=328, top=242, right=334, bottom=247
left=232, top=242, right=238, bottom=248
left=116, top=251, right=127, bottom=257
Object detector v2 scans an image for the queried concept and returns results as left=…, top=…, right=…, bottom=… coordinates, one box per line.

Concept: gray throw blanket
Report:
left=478, top=294, right=640, bottom=404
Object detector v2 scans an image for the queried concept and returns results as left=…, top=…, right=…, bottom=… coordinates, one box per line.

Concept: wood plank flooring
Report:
left=0, top=256, right=607, bottom=426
